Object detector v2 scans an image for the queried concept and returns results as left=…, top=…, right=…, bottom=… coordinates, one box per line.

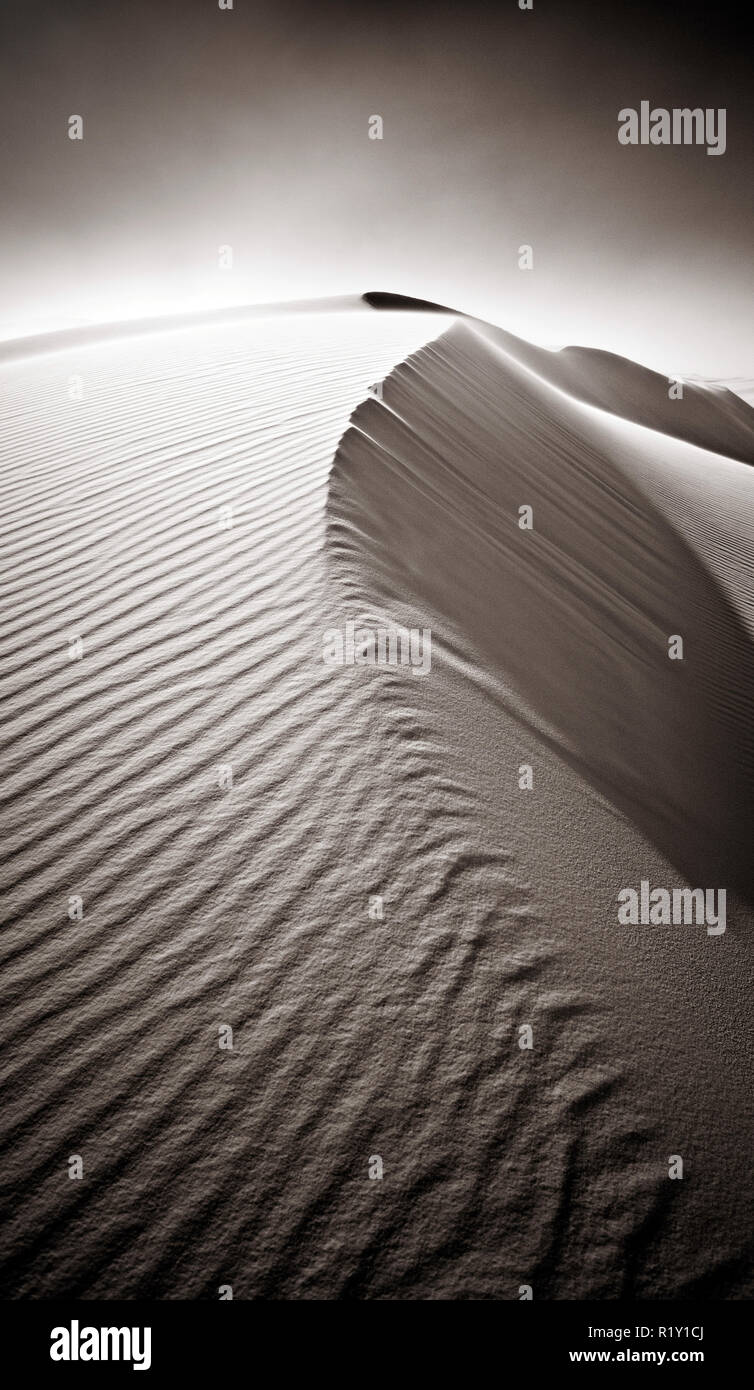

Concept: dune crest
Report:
left=327, top=318, right=754, bottom=899
left=472, top=321, right=754, bottom=465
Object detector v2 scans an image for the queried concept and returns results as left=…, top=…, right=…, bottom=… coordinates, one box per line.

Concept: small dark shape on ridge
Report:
left=362, top=291, right=459, bottom=314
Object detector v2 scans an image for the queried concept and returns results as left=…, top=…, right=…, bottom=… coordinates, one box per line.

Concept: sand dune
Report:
left=1, top=303, right=752, bottom=1298
left=470, top=321, right=754, bottom=465
left=329, top=320, right=754, bottom=902
left=0, top=294, right=376, bottom=364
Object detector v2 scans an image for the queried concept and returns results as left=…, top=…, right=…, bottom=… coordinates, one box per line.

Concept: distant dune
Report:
left=1, top=300, right=752, bottom=1299
left=472, top=321, right=754, bottom=465
left=0, top=294, right=374, bottom=363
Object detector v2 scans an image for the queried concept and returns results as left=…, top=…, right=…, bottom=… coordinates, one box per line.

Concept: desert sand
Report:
left=0, top=298, right=752, bottom=1298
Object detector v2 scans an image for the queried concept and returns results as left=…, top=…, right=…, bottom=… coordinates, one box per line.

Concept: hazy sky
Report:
left=1, top=0, right=751, bottom=374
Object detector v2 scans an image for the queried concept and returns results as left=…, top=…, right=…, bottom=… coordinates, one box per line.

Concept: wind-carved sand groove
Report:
left=326, top=319, right=754, bottom=1296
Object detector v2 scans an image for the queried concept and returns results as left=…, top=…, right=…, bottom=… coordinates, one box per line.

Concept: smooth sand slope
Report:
left=1, top=302, right=752, bottom=1298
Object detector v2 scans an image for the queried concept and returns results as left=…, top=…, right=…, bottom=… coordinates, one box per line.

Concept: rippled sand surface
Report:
left=1, top=308, right=752, bottom=1297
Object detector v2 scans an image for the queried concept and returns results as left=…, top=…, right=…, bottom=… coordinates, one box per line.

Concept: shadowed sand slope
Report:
left=328, top=320, right=754, bottom=900
left=366, top=295, right=754, bottom=463
left=471, top=322, right=754, bottom=466
left=325, top=317, right=754, bottom=1297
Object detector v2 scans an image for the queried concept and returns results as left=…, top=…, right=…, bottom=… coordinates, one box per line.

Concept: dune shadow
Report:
left=362, top=290, right=460, bottom=314
left=326, top=321, right=754, bottom=902
left=474, top=322, right=754, bottom=465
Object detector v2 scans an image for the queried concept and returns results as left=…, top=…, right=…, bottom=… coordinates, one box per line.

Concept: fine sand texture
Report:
left=1, top=304, right=753, bottom=1298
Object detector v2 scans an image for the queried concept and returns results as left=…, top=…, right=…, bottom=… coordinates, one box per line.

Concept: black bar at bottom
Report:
left=1, top=1299, right=746, bottom=1379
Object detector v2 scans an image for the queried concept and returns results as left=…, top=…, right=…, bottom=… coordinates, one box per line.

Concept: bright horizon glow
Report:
left=2, top=3, right=752, bottom=382
left=2, top=272, right=750, bottom=387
